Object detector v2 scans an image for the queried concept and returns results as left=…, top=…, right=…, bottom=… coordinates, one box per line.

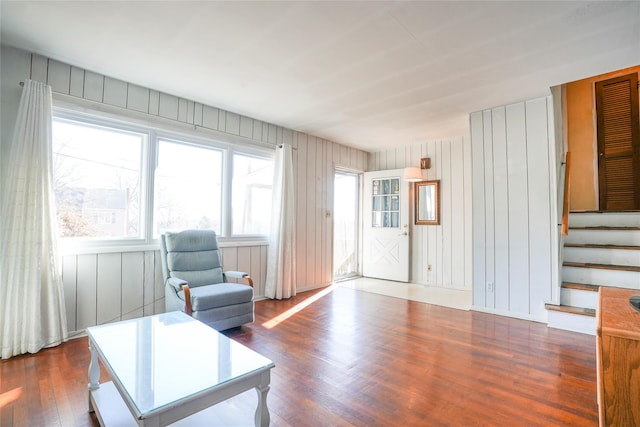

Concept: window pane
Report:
left=232, top=153, right=273, bottom=235
left=154, top=140, right=222, bottom=236
left=52, top=119, right=143, bottom=238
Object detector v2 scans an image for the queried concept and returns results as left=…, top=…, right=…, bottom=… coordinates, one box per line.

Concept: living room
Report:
left=1, top=1, right=639, bottom=426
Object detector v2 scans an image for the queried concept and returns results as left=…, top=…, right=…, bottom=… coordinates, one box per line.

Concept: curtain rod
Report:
left=278, top=144, right=297, bottom=150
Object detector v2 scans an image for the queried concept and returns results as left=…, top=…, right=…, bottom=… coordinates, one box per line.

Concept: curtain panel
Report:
left=0, top=79, right=68, bottom=359
left=265, top=144, right=296, bottom=299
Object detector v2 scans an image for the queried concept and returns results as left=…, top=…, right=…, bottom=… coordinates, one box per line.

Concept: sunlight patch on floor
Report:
left=0, top=387, right=22, bottom=408
left=262, top=285, right=337, bottom=329
left=337, top=277, right=472, bottom=310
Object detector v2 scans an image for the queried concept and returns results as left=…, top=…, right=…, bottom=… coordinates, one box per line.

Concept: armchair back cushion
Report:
left=163, top=230, right=224, bottom=288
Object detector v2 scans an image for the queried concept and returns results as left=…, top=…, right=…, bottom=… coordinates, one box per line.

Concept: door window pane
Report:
left=154, top=140, right=222, bottom=236
left=232, top=153, right=273, bottom=235
left=52, top=119, right=144, bottom=238
left=371, top=179, right=400, bottom=228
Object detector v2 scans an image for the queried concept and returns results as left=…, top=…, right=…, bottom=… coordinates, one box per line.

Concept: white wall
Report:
left=368, top=138, right=473, bottom=290
left=470, top=97, right=559, bottom=322
left=0, top=45, right=367, bottom=333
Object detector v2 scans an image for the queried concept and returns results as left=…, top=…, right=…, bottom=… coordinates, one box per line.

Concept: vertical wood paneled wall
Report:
left=368, top=138, right=473, bottom=290
left=1, top=45, right=367, bottom=333
left=470, top=96, right=559, bottom=322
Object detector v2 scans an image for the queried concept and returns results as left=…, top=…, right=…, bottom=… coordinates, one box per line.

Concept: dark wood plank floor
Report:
left=1, top=285, right=598, bottom=426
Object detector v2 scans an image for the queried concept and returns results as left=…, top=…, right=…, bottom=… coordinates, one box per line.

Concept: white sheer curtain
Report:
left=265, top=144, right=296, bottom=299
left=0, top=79, right=68, bottom=359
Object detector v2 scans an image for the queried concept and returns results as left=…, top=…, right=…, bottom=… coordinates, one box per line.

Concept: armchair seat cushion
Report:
left=178, top=282, right=253, bottom=311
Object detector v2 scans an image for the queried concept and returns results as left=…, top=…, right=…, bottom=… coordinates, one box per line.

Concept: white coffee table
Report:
left=86, top=311, right=274, bottom=426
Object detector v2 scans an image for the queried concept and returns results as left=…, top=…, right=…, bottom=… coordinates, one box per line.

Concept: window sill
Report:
left=58, top=237, right=269, bottom=256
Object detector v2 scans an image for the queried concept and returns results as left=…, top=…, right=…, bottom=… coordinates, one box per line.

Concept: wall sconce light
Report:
left=403, top=157, right=431, bottom=182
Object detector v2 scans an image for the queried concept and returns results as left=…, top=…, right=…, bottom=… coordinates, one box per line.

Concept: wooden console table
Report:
left=596, top=287, right=640, bottom=426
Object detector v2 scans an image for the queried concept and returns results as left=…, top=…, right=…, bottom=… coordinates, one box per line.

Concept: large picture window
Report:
left=52, top=118, right=145, bottom=239
left=52, top=110, right=273, bottom=246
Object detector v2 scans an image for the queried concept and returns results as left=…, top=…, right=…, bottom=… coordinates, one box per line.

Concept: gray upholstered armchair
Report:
left=160, top=229, right=254, bottom=330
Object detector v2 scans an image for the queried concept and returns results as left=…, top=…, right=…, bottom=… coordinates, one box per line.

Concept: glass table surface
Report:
left=87, top=311, right=273, bottom=417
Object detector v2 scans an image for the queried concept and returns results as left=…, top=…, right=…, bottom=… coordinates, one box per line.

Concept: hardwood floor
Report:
left=0, top=285, right=598, bottom=426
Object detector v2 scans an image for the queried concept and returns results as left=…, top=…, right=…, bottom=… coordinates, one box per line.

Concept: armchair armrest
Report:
left=167, top=277, right=188, bottom=291
left=181, top=285, right=192, bottom=316
left=225, top=271, right=254, bottom=287
left=167, top=278, right=192, bottom=315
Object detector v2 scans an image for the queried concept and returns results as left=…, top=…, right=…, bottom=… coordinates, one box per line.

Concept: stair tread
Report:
left=564, top=243, right=640, bottom=250
left=570, top=210, right=640, bottom=213
left=563, top=261, right=640, bottom=272
left=545, top=303, right=596, bottom=317
left=561, top=282, right=600, bottom=292
left=568, top=226, right=640, bottom=230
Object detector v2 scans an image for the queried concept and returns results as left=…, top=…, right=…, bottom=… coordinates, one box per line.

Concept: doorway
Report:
left=333, top=170, right=360, bottom=280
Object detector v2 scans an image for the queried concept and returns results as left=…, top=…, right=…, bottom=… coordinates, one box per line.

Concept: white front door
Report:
left=362, top=169, right=410, bottom=282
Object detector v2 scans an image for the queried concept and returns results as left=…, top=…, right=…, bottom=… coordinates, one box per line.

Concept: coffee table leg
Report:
left=254, top=371, right=271, bottom=427
left=88, top=340, right=100, bottom=412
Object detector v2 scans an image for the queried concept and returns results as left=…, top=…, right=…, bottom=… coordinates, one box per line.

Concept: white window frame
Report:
left=52, top=106, right=274, bottom=254
left=226, top=148, right=275, bottom=239
left=52, top=110, right=151, bottom=252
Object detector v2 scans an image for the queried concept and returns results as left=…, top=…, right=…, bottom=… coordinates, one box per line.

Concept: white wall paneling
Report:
left=294, top=132, right=308, bottom=289
left=83, top=70, right=104, bottom=103
left=75, top=254, right=97, bottom=331
left=30, top=54, right=48, bottom=83
left=127, top=84, right=150, bottom=114
left=435, top=142, right=444, bottom=287
left=103, top=77, right=127, bottom=108
left=492, top=107, right=509, bottom=311
left=2, top=45, right=368, bottom=332
left=471, top=112, right=486, bottom=306
left=96, top=253, right=122, bottom=325
left=470, top=97, right=558, bottom=321
left=121, top=251, right=144, bottom=320
left=143, top=251, right=156, bottom=316
left=305, top=136, right=318, bottom=288
left=61, top=256, right=77, bottom=332
left=483, top=110, right=495, bottom=309
left=47, top=59, right=71, bottom=94
left=525, top=98, right=553, bottom=318
left=463, top=127, right=473, bottom=292
left=368, top=138, right=472, bottom=290
left=506, top=103, right=531, bottom=315
left=450, top=140, right=465, bottom=289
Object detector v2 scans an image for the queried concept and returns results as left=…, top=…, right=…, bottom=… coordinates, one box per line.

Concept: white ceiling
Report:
left=2, top=1, right=639, bottom=152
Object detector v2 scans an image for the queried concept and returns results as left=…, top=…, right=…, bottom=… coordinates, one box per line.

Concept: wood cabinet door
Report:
left=595, top=73, right=640, bottom=210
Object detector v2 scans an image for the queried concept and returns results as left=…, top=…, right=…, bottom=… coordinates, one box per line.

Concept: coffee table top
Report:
left=87, top=311, right=274, bottom=417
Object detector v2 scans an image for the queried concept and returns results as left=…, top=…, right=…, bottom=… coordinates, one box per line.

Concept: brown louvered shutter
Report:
left=595, top=73, right=640, bottom=210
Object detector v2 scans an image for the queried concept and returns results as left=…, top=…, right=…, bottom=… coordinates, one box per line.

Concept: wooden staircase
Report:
left=546, top=211, right=640, bottom=335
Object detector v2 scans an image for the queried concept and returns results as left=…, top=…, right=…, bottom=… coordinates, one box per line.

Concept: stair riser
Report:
left=562, top=266, right=640, bottom=289
left=547, top=310, right=596, bottom=335
left=560, top=288, right=598, bottom=310
left=569, top=213, right=640, bottom=228
left=565, top=230, right=640, bottom=246
left=563, top=247, right=640, bottom=267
